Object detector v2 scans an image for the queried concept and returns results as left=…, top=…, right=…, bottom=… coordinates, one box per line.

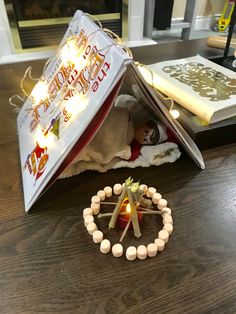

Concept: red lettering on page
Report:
left=24, top=142, right=49, bottom=182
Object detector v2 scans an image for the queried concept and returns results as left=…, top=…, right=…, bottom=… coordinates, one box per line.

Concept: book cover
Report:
left=144, top=55, right=236, bottom=124
left=17, top=11, right=132, bottom=211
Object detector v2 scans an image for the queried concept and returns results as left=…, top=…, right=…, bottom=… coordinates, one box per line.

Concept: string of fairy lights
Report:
left=9, top=12, right=180, bottom=149
left=136, top=63, right=180, bottom=119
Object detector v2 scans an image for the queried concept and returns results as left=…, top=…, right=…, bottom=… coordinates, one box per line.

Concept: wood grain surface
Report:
left=0, top=40, right=236, bottom=314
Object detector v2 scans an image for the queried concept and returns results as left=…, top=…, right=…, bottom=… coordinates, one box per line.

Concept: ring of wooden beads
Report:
left=83, top=184, right=173, bottom=261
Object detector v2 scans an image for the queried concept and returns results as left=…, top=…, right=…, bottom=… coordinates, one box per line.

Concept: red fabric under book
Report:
left=166, top=128, right=178, bottom=144
left=129, top=140, right=142, bottom=161
left=129, top=128, right=178, bottom=162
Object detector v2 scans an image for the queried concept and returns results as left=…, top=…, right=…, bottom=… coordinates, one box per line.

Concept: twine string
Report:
left=9, top=14, right=131, bottom=116
left=9, top=94, right=26, bottom=113
left=136, top=62, right=175, bottom=112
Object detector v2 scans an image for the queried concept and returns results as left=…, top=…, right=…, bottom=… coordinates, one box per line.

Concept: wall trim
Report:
left=172, top=14, right=221, bottom=31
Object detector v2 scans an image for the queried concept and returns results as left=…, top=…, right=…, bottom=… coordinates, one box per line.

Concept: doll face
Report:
left=134, top=121, right=160, bottom=145
left=143, top=127, right=156, bottom=145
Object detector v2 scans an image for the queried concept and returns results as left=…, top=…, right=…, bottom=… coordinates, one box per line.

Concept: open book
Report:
left=17, top=11, right=205, bottom=212
left=143, top=55, right=236, bottom=124
left=17, top=11, right=132, bottom=211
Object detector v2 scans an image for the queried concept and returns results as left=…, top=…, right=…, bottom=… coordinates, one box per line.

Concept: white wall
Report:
left=0, top=0, right=14, bottom=56
left=173, top=0, right=225, bottom=18
left=128, top=0, right=145, bottom=41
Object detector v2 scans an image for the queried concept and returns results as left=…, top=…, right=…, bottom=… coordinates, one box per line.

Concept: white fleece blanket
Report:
left=59, top=97, right=181, bottom=179
left=60, top=141, right=181, bottom=178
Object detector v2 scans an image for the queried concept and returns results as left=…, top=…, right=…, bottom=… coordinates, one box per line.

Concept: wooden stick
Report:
left=137, top=210, right=164, bottom=215
left=138, top=205, right=154, bottom=211
left=108, top=187, right=126, bottom=229
left=98, top=208, right=164, bottom=219
left=119, top=218, right=131, bottom=242
left=133, top=189, right=142, bottom=203
left=133, top=190, right=152, bottom=208
left=140, top=197, right=152, bottom=208
left=108, top=177, right=133, bottom=229
left=98, top=212, right=127, bottom=218
left=127, top=188, right=141, bottom=238
left=96, top=201, right=117, bottom=205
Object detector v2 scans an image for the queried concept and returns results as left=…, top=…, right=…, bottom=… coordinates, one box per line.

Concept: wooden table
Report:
left=0, top=39, right=236, bottom=313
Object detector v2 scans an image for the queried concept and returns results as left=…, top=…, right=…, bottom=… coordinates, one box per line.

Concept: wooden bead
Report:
left=137, top=245, right=148, bottom=260
left=147, top=187, right=156, bottom=198
left=92, top=230, right=103, bottom=243
left=91, top=202, right=100, bottom=215
left=147, top=243, right=158, bottom=257
left=84, top=215, right=94, bottom=226
left=139, top=184, right=148, bottom=194
left=112, top=243, right=123, bottom=257
left=158, top=229, right=169, bottom=243
left=164, top=223, right=173, bottom=235
left=163, top=214, right=173, bottom=225
left=97, top=190, right=106, bottom=201
left=104, top=186, right=112, bottom=197
left=87, top=222, right=97, bottom=235
left=91, top=195, right=100, bottom=204
left=155, top=238, right=165, bottom=251
left=126, top=246, right=137, bottom=261
left=100, top=239, right=111, bottom=254
left=162, top=207, right=171, bottom=215
left=113, top=183, right=122, bottom=195
left=152, top=192, right=162, bottom=204
left=83, top=207, right=93, bottom=218
left=158, top=199, right=168, bottom=209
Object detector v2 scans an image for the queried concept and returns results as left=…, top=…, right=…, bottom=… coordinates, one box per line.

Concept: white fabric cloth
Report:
left=60, top=141, right=181, bottom=178
left=74, top=107, right=132, bottom=165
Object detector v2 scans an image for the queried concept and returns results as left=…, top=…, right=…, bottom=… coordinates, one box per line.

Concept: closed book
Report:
left=143, top=55, right=236, bottom=124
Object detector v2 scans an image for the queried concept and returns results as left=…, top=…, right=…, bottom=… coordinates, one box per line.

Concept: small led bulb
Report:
left=65, top=94, right=88, bottom=117
left=61, top=39, right=79, bottom=66
left=66, top=95, right=79, bottom=113
left=34, top=128, right=47, bottom=148
left=170, top=109, right=180, bottom=119
left=31, top=80, right=48, bottom=104
left=34, top=127, right=54, bottom=148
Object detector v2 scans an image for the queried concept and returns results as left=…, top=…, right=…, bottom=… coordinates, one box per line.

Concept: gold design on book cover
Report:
left=162, top=62, right=236, bottom=101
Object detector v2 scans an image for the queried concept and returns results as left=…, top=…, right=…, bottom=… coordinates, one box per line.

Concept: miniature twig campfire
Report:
left=83, top=177, right=174, bottom=261
left=97, top=177, right=165, bottom=242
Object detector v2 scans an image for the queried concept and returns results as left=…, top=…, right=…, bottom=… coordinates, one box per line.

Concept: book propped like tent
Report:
left=17, top=10, right=205, bottom=212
